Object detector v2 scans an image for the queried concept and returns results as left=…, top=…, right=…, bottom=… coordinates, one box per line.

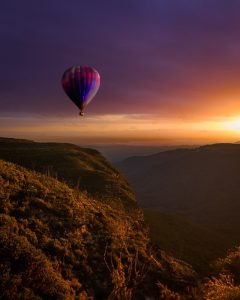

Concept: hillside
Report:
left=118, top=144, right=240, bottom=273
left=118, top=143, right=240, bottom=224
left=144, top=210, right=228, bottom=275
left=0, top=137, right=135, bottom=210
left=0, top=160, right=197, bottom=299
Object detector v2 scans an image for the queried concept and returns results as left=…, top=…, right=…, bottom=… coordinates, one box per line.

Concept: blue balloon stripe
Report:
left=85, top=70, right=94, bottom=100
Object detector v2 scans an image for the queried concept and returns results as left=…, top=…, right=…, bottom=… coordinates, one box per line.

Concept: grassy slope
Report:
left=0, top=160, right=197, bottom=299
left=0, top=137, right=135, bottom=210
left=203, top=246, right=240, bottom=299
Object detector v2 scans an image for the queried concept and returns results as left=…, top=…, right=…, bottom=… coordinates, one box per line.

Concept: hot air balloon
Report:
left=61, top=66, right=100, bottom=116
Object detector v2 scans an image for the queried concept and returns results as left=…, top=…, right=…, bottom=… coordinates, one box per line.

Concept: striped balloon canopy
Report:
left=61, top=66, right=100, bottom=115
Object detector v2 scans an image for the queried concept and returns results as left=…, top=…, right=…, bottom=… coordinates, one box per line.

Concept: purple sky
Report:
left=1, top=1, right=240, bottom=145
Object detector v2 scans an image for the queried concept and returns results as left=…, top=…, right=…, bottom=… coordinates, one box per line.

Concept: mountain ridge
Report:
left=118, top=143, right=240, bottom=274
left=118, top=143, right=240, bottom=219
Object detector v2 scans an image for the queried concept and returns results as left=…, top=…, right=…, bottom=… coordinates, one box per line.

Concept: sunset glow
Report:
left=1, top=1, right=240, bottom=145
left=1, top=113, right=240, bottom=145
left=222, top=117, right=240, bottom=132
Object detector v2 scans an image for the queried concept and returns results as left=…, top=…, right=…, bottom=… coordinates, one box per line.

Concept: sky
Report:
left=1, top=0, right=240, bottom=144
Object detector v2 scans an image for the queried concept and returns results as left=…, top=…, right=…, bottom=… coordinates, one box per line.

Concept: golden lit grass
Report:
left=0, top=160, right=197, bottom=299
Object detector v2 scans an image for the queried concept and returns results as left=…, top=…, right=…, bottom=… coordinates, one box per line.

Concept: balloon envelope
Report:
left=61, top=66, right=100, bottom=113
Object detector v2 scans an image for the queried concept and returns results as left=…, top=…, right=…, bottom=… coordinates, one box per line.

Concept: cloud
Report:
left=1, top=112, right=240, bottom=145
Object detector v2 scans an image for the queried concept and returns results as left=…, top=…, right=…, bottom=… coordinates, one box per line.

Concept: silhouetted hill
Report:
left=118, top=144, right=240, bottom=273
left=118, top=143, right=240, bottom=223
left=0, top=160, right=197, bottom=299
left=91, top=144, right=197, bottom=162
left=0, top=137, right=135, bottom=210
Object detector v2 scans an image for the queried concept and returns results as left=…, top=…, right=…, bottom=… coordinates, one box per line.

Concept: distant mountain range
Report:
left=118, top=144, right=240, bottom=273
left=118, top=143, right=240, bottom=223
left=89, top=144, right=197, bottom=162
